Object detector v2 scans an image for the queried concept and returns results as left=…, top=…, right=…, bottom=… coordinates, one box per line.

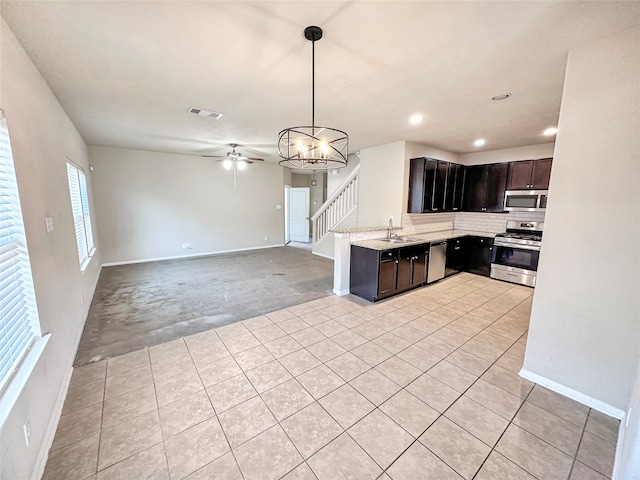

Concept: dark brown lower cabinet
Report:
left=445, top=238, right=466, bottom=277
left=466, top=236, right=494, bottom=277
left=399, top=246, right=428, bottom=289
left=350, top=245, right=429, bottom=302
left=351, top=236, right=495, bottom=302
left=378, top=255, right=398, bottom=297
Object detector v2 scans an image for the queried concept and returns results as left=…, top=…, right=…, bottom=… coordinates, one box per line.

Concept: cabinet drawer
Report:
left=380, top=250, right=396, bottom=261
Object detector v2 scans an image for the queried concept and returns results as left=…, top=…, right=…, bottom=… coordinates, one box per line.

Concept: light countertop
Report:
left=351, top=229, right=495, bottom=251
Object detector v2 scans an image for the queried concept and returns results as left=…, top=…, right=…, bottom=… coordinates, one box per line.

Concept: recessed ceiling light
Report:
left=543, top=127, right=558, bottom=136
left=491, top=93, right=511, bottom=101
left=409, top=114, right=423, bottom=125
left=474, top=139, right=486, bottom=147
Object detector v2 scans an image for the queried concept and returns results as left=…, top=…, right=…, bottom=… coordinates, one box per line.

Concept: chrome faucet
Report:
left=387, top=217, right=395, bottom=239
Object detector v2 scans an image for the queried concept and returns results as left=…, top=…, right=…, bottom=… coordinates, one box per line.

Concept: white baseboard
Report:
left=312, top=251, right=334, bottom=260
left=519, top=368, right=625, bottom=419
left=101, top=244, right=285, bottom=267
left=31, top=365, right=73, bottom=480
left=333, top=288, right=350, bottom=296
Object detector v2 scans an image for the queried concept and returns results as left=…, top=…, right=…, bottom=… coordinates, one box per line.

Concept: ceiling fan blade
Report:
left=245, top=157, right=265, bottom=162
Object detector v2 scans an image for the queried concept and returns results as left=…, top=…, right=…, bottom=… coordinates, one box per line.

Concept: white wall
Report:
left=0, top=18, right=101, bottom=480
left=326, top=153, right=360, bottom=198
left=405, top=141, right=460, bottom=164
left=89, top=146, right=285, bottom=264
left=459, top=142, right=555, bottom=165
left=356, top=141, right=406, bottom=228
left=523, top=25, right=639, bottom=421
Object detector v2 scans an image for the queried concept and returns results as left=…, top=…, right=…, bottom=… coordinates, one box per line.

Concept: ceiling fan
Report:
left=203, top=144, right=264, bottom=189
left=203, top=143, right=265, bottom=171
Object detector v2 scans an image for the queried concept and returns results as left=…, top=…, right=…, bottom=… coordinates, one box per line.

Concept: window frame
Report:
left=0, top=112, right=43, bottom=403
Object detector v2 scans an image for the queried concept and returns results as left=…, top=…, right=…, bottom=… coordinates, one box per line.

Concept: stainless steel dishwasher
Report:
left=427, top=241, right=447, bottom=283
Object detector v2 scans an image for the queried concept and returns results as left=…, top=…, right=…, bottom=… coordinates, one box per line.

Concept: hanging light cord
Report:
left=311, top=35, right=315, bottom=134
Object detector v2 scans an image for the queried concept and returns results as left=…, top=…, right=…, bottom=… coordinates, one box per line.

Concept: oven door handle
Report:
left=493, top=241, right=541, bottom=251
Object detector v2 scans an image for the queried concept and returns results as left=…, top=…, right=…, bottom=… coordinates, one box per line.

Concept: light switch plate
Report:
left=45, top=217, right=54, bottom=233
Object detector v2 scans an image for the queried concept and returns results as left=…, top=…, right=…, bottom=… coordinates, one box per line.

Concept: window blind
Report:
left=0, top=114, right=40, bottom=395
left=67, top=162, right=94, bottom=267
left=78, top=170, right=94, bottom=254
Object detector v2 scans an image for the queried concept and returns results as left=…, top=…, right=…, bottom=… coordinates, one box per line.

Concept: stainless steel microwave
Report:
left=504, top=190, right=548, bottom=211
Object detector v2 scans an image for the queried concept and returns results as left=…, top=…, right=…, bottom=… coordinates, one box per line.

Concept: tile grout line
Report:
left=53, top=275, right=603, bottom=480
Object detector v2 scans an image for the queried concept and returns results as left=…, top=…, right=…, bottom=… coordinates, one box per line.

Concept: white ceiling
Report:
left=2, top=1, right=639, bottom=162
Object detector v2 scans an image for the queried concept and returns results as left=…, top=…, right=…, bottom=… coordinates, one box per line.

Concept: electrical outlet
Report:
left=264, top=236, right=268, bottom=241
left=45, top=217, right=54, bottom=233
left=181, top=243, right=191, bottom=249
left=23, top=418, right=31, bottom=446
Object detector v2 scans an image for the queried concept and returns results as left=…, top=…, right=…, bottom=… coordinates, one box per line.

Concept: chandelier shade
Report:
left=278, top=26, right=348, bottom=170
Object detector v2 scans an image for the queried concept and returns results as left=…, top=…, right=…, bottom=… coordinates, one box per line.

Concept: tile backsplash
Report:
left=453, top=211, right=545, bottom=234
left=401, top=213, right=455, bottom=234
left=347, top=211, right=545, bottom=243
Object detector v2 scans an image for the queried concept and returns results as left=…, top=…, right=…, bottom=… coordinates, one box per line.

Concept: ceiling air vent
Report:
left=187, top=107, right=223, bottom=120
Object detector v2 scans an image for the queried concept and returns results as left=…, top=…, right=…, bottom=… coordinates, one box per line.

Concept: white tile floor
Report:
left=44, top=273, right=619, bottom=480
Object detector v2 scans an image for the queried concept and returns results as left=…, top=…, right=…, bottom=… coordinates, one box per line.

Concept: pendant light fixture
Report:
left=278, top=26, right=348, bottom=170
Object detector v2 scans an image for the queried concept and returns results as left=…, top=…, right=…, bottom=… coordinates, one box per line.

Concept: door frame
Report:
left=284, top=185, right=290, bottom=244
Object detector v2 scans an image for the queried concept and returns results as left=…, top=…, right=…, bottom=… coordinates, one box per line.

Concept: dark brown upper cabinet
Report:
left=408, top=158, right=465, bottom=213
left=408, top=157, right=434, bottom=213
left=507, top=158, right=553, bottom=190
left=462, top=163, right=509, bottom=212
left=445, top=163, right=465, bottom=212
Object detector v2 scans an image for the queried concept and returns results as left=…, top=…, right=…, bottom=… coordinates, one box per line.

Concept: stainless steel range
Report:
left=490, top=221, right=543, bottom=287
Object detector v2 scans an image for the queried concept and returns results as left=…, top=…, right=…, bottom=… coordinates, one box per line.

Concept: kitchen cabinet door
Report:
left=507, top=158, right=553, bottom=190
left=445, top=238, right=466, bottom=277
left=396, top=255, right=413, bottom=291
left=408, top=158, right=426, bottom=213
left=507, top=160, right=534, bottom=190
left=398, top=246, right=428, bottom=290
left=466, top=237, right=494, bottom=277
left=407, top=157, right=437, bottom=213
left=462, top=166, right=487, bottom=212
left=412, top=252, right=428, bottom=286
left=378, top=259, right=398, bottom=297
left=484, top=163, right=509, bottom=212
left=531, top=158, right=552, bottom=189
left=432, top=161, right=448, bottom=212
left=445, top=163, right=465, bottom=212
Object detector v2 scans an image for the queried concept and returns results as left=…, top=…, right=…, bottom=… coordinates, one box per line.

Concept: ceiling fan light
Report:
left=236, top=160, right=247, bottom=170
left=222, top=159, right=233, bottom=170
left=278, top=26, right=348, bottom=170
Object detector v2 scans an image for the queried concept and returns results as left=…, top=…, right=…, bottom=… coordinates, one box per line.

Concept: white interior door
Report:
left=289, top=187, right=310, bottom=242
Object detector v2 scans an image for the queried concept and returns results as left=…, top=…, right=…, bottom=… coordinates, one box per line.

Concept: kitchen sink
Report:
left=380, top=237, right=416, bottom=244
